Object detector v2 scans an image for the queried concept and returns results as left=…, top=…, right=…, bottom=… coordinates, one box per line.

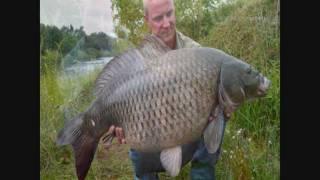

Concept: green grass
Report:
left=201, top=0, right=280, bottom=179
left=40, top=0, right=279, bottom=179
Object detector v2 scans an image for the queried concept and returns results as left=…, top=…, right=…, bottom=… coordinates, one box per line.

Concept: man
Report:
left=105, top=0, right=227, bottom=179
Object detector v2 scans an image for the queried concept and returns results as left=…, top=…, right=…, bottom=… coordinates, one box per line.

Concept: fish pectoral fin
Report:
left=160, top=146, right=182, bottom=177
left=204, top=107, right=225, bottom=154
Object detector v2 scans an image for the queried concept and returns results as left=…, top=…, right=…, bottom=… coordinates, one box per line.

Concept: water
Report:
left=58, top=57, right=114, bottom=113
left=64, top=57, right=113, bottom=76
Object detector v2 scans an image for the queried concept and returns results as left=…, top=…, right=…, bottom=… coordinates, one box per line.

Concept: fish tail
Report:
left=56, top=113, right=99, bottom=180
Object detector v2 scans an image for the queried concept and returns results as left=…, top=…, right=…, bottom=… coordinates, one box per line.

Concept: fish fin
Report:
left=204, top=107, right=225, bottom=154
left=94, top=48, right=146, bottom=97
left=160, top=146, right=182, bottom=177
left=56, top=114, right=99, bottom=180
left=72, top=133, right=98, bottom=180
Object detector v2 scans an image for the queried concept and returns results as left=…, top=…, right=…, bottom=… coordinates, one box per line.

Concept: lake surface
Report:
left=64, top=57, right=113, bottom=75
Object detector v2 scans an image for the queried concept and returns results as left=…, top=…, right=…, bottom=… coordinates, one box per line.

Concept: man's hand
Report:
left=107, top=125, right=126, bottom=144
left=208, top=107, right=231, bottom=124
left=114, top=126, right=126, bottom=144
left=102, top=125, right=126, bottom=150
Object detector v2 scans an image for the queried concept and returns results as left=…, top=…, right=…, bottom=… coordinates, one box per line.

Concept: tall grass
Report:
left=199, top=0, right=280, bottom=179
left=40, top=0, right=279, bottom=179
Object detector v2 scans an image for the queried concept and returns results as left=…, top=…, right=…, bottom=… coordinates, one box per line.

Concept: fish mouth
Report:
left=257, top=76, right=270, bottom=96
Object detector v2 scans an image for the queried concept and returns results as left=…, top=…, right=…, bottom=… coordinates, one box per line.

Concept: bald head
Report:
left=143, top=0, right=174, bottom=16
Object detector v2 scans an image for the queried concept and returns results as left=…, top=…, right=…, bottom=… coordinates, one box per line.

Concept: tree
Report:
left=111, top=0, right=148, bottom=45
left=84, top=32, right=113, bottom=52
left=45, top=25, right=63, bottom=50
left=75, top=26, right=86, bottom=39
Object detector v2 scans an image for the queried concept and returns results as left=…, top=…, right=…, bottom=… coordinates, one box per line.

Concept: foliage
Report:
left=40, top=23, right=118, bottom=71
left=111, top=0, right=149, bottom=45
left=175, top=0, right=220, bottom=42
left=111, top=0, right=230, bottom=43
left=40, top=49, right=62, bottom=75
left=84, top=32, right=113, bottom=51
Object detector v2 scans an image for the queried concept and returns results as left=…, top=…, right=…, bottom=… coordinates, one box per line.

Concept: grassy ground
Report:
left=40, top=0, right=279, bottom=179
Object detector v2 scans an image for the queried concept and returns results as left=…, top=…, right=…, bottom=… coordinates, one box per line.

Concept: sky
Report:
left=40, top=0, right=116, bottom=37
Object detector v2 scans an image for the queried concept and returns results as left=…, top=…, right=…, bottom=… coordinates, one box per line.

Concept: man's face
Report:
left=145, top=0, right=176, bottom=45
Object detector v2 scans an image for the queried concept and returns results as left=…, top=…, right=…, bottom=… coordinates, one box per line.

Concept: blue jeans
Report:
left=129, top=123, right=226, bottom=180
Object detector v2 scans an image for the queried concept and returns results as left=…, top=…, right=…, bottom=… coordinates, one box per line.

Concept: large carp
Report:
left=57, top=35, right=270, bottom=180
